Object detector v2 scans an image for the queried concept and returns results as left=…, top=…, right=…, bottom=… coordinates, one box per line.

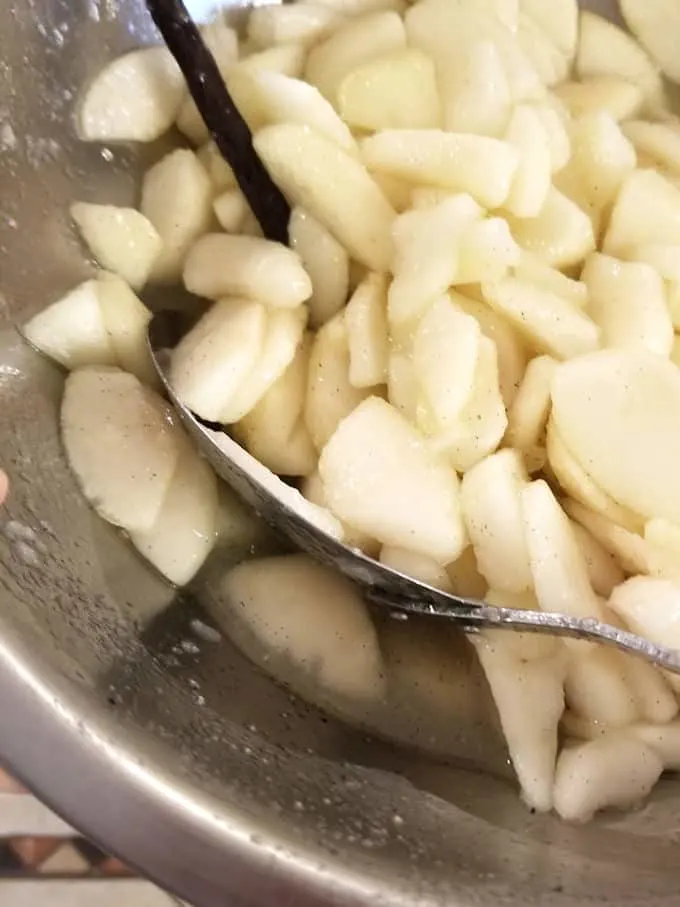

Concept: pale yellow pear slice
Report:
left=338, top=48, right=441, bottom=131
left=576, top=11, right=666, bottom=111
left=551, top=350, right=680, bottom=526
left=220, top=554, right=385, bottom=702
left=319, top=397, right=467, bottom=564
left=554, top=735, right=663, bottom=822
left=255, top=123, right=396, bottom=271
left=460, top=449, right=532, bottom=594
left=289, top=207, right=349, bottom=328
left=77, top=47, right=184, bottom=142
left=620, top=0, right=680, bottom=84
left=361, top=129, right=519, bottom=209
left=61, top=368, right=180, bottom=533
left=304, top=10, right=406, bottom=102
left=70, top=203, right=161, bottom=291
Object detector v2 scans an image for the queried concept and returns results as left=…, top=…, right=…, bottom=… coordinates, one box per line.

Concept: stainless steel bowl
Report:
left=2, top=1, right=680, bottom=904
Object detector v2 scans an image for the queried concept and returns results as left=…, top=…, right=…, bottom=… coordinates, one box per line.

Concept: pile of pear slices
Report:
left=22, top=0, right=680, bottom=822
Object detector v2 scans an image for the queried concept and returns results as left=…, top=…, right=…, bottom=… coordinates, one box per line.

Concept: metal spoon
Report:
left=147, top=309, right=680, bottom=675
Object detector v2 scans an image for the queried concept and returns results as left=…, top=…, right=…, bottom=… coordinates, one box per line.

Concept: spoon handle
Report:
left=367, top=587, right=680, bottom=674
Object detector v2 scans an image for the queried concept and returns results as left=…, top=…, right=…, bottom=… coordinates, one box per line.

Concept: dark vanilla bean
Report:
left=146, top=0, right=290, bottom=244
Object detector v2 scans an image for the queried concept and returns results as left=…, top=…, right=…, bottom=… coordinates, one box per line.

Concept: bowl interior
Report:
left=1, top=1, right=680, bottom=905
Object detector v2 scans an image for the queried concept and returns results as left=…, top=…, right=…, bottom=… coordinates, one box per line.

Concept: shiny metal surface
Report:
left=2, top=1, right=680, bottom=905
left=150, top=313, right=680, bottom=676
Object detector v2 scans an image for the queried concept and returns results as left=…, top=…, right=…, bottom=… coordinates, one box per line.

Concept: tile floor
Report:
left=0, top=768, right=182, bottom=905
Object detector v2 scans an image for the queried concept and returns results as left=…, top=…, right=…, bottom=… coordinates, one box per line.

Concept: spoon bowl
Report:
left=148, top=308, right=680, bottom=675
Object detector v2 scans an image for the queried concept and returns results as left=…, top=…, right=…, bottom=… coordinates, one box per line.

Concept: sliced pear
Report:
left=235, top=337, right=317, bottom=477
left=623, top=121, right=680, bottom=176
left=610, top=577, right=680, bottom=690
left=505, top=355, right=557, bottom=452
left=169, top=299, right=266, bottom=423
left=472, top=633, right=565, bottom=813
left=619, top=651, right=678, bottom=725
left=141, top=149, right=213, bottom=284
left=405, top=1, right=543, bottom=106
left=565, top=647, right=640, bottom=729
left=455, top=217, right=521, bottom=284
left=620, top=0, right=680, bottom=85
left=76, top=47, right=184, bottom=142
left=453, top=292, right=528, bottom=408
left=301, top=469, right=377, bottom=553
left=576, top=11, right=665, bottom=111
left=644, top=518, right=680, bottom=584
left=201, top=20, right=239, bottom=66
left=515, top=11, right=571, bottom=87
left=621, top=242, right=680, bottom=282
left=214, top=483, right=269, bottom=556
left=361, top=130, right=519, bottom=209
left=220, top=308, right=307, bottom=424
left=428, top=337, right=507, bottom=472
left=130, top=437, right=219, bottom=586
left=238, top=44, right=307, bottom=78
left=632, top=722, right=680, bottom=772
left=305, top=314, right=372, bottom=450
left=70, top=203, right=161, bottom=291
left=554, top=734, right=663, bottom=822
left=220, top=554, right=385, bottom=702
left=254, top=123, right=397, bottom=271
left=388, top=194, right=482, bottom=327
left=556, top=113, right=636, bottom=241
left=603, top=169, right=680, bottom=257
left=197, top=142, right=237, bottom=192
left=310, top=0, right=406, bottom=13
left=372, top=173, right=413, bottom=213
left=442, top=40, right=511, bottom=136
left=563, top=499, right=650, bottom=577
left=289, top=208, right=349, bottom=328
left=504, top=188, right=596, bottom=269
left=519, top=0, right=577, bottom=61
left=529, top=100, right=572, bottom=173
left=387, top=348, right=419, bottom=420
left=582, top=253, right=673, bottom=356
left=213, top=190, right=249, bottom=233
left=551, top=349, right=680, bottom=526
left=521, top=479, right=604, bottom=620
left=481, top=276, right=599, bottom=359
left=546, top=418, right=644, bottom=534
left=338, top=48, right=440, bottom=132
left=344, top=272, right=389, bottom=389
left=514, top=256, right=587, bottom=309
left=175, top=94, right=212, bottom=147
left=229, top=69, right=355, bottom=150
left=447, top=545, right=488, bottom=599
left=413, top=296, right=482, bottom=430
left=183, top=233, right=312, bottom=309
left=460, top=449, right=532, bottom=594
left=61, top=367, right=180, bottom=533
left=96, top=274, right=156, bottom=387
left=247, top=4, right=344, bottom=48
left=569, top=521, right=624, bottom=599
left=554, top=77, right=643, bottom=122
left=304, top=10, right=406, bottom=103
left=503, top=104, right=552, bottom=218
left=319, top=396, right=467, bottom=564
left=23, top=279, right=116, bottom=371
left=379, top=546, right=452, bottom=591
